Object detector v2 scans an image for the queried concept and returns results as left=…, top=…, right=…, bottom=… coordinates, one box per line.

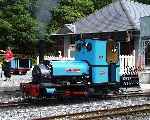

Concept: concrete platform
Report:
left=0, top=86, right=20, bottom=92
left=0, top=71, right=32, bottom=92
left=138, top=66, right=150, bottom=92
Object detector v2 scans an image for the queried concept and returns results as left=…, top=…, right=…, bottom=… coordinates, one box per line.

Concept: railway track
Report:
left=105, top=91, right=150, bottom=99
left=0, top=91, right=149, bottom=108
left=35, top=104, right=150, bottom=120
left=0, top=100, right=30, bottom=108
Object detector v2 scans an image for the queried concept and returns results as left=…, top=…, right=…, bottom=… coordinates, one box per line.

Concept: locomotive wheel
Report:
left=32, top=65, right=42, bottom=83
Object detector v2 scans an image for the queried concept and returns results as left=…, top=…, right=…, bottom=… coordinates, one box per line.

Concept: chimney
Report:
left=38, top=40, right=45, bottom=63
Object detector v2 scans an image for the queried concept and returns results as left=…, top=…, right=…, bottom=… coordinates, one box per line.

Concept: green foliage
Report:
left=92, top=0, right=112, bottom=10
left=1, top=0, right=150, bottom=55
left=135, top=0, right=150, bottom=4
left=0, top=0, right=39, bottom=54
left=59, top=0, right=95, bottom=15
left=48, top=0, right=95, bottom=33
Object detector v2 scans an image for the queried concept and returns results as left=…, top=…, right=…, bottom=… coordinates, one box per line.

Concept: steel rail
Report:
left=34, top=104, right=150, bottom=120
left=107, top=91, right=150, bottom=98
left=0, top=91, right=149, bottom=108
left=0, top=100, right=29, bottom=108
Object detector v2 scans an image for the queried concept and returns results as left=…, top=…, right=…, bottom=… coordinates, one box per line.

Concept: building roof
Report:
left=56, top=0, right=150, bottom=34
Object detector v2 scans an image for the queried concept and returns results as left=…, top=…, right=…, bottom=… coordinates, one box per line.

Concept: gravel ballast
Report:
left=0, top=69, right=149, bottom=120
left=0, top=96, right=150, bottom=120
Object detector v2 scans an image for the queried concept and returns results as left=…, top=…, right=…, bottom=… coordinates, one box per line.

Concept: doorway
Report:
left=144, top=40, right=150, bottom=66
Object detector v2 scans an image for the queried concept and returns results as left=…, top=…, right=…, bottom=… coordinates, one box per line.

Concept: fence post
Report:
left=37, top=56, right=39, bottom=65
left=120, top=55, right=124, bottom=75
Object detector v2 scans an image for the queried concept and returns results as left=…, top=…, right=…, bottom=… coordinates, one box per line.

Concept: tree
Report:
left=1, top=0, right=150, bottom=54
left=48, top=0, right=95, bottom=33
left=136, top=0, right=150, bottom=4
left=0, top=0, right=39, bottom=54
left=92, top=0, right=112, bottom=10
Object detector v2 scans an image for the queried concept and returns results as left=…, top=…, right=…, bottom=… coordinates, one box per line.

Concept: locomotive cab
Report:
left=75, top=38, right=120, bottom=84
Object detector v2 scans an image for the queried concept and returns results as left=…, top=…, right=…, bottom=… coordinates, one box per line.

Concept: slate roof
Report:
left=56, top=0, right=150, bottom=34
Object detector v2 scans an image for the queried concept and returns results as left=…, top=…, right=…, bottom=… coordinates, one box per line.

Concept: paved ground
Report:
left=0, top=69, right=32, bottom=91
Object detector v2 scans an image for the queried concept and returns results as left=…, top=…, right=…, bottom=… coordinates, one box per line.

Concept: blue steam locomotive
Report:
left=20, top=35, right=121, bottom=98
